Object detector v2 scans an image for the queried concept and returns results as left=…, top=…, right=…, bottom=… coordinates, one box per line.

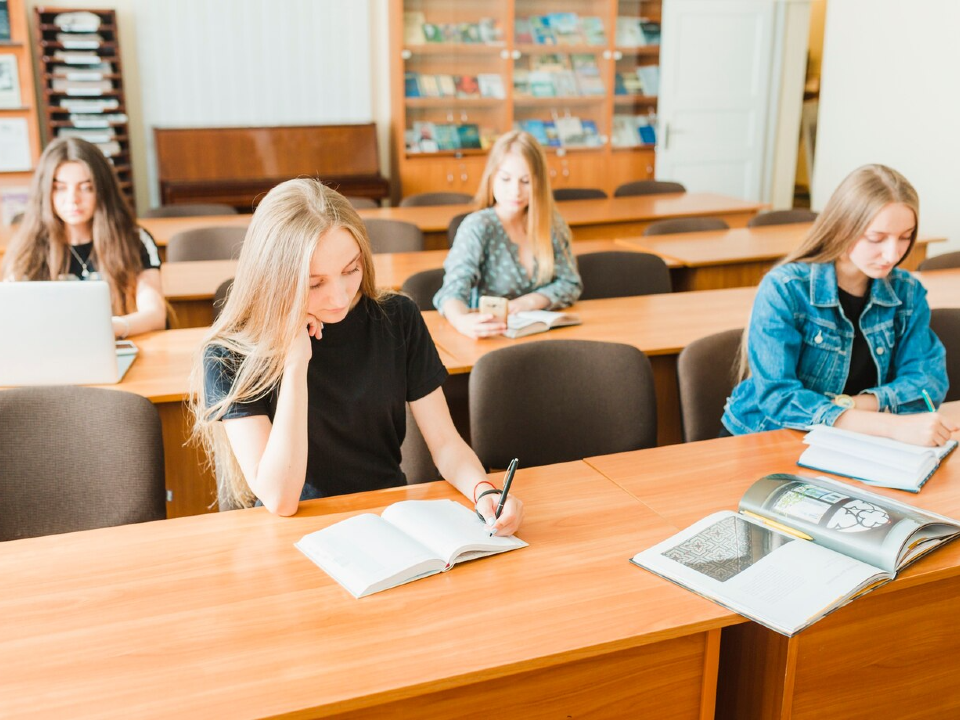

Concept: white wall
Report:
left=813, top=0, right=960, bottom=255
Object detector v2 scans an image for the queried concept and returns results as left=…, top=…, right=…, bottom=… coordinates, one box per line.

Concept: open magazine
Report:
left=504, top=310, right=581, bottom=339
left=631, top=473, right=960, bottom=636
left=296, top=500, right=526, bottom=598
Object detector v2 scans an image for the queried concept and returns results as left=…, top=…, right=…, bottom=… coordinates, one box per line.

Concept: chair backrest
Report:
left=399, top=192, right=473, bottom=207
left=167, top=226, right=247, bottom=262
left=469, top=340, right=657, bottom=469
left=677, top=328, right=744, bottom=442
left=447, top=212, right=470, bottom=247
left=747, top=208, right=819, bottom=228
left=930, top=308, right=960, bottom=402
left=213, top=278, right=234, bottom=321
left=643, top=217, right=730, bottom=236
left=577, top=251, right=671, bottom=300
left=0, top=386, right=166, bottom=541
left=363, top=218, right=425, bottom=253
left=401, top=268, right=445, bottom=311
left=141, top=203, right=239, bottom=218
left=919, top=251, right=960, bottom=272
left=614, top=180, right=686, bottom=197
left=344, top=195, right=378, bottom=210
left=554, top=187, right=608, bottom=201
left=400, top=404, right=440, bottom=485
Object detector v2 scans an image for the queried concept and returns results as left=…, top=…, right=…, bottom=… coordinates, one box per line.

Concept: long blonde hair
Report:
left=190, top=179, right=386, bottom=509
left=2, top=137, right=142, bottom=315
left=736, top=163, right=920, bottom=380
left=473, top=130, right=561, bottom=285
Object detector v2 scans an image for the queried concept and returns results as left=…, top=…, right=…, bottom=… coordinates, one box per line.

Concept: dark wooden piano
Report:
left=154, top=124, right=390, bottom=211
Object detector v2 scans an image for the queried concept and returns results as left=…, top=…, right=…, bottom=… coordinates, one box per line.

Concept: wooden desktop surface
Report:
left=916, top=266, right=960, bottom=307
left=617, top=224, right=943, bottom=291
left=139, top=193, right=764, bottom=252
left=585, top=404, right=960, bottom=720
left=0, top=462, right=732, bottom=719
left=161, top=240, right=650, bottom=328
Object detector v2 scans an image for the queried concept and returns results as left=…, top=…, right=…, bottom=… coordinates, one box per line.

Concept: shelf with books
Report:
left=33, top=6, right=135, bottom=207
left=405, top=97, right=502, bottom=109
left=514, top=96, right=605, bottom=107
left=404, top=43, right=504, bottom=56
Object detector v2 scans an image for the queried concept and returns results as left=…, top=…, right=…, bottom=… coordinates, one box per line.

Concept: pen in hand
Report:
left=490, top=458, right=518, bottom=535
left=922, top=389, right=936, bottom=413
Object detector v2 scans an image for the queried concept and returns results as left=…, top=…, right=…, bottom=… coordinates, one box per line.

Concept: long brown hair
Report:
left=736, top=164, right=920, bottom=380
left=2, top=137, right=142, bottom=314
left=473, top=130, right=561, bottom=284
left=190, top=178, right=387, bottom=509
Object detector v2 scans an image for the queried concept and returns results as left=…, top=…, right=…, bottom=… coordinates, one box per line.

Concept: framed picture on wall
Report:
left=0, top=54, right=21, bottom=108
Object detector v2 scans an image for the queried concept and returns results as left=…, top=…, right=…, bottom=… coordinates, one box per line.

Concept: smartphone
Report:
left=478, top=295, right=508, bottom=323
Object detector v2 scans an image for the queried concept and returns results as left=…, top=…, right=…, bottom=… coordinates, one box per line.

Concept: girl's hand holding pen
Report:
left=475, top=458, right=523, bottom=536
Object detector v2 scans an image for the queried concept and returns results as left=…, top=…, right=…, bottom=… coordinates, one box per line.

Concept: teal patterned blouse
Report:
left=432, top=207, right=583, bottom=312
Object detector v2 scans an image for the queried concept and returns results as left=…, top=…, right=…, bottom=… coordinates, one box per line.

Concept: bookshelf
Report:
left=390, top=0, right=661, bottom=198
left=33, top=6, right=134, bottom=207
left=0, top=0, right=42, bottom=225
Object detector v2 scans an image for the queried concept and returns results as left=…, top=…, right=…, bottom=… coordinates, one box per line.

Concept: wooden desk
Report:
left=617, top=224, right=943, bottom=291
left=161, top=240, right=655, bottom=328
left=585, top=407, right=960, bottom=720
left=0, top=463, right=732, bottom=719
left=141, top=193, right=764, bottom=253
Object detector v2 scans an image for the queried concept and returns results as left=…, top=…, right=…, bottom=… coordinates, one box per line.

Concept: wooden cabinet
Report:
left=390, top=0, right=662, bottom=198
left=33, top=6, right=135, bottom=207
left=0, top=0, right=42, bottom=225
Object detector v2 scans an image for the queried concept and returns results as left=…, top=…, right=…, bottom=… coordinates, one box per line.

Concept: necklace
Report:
left=67, top=244, right=94, bottom=279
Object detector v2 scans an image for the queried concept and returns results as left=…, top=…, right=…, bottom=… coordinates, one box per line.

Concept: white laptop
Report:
left=0, top=281, right=139, bottom=386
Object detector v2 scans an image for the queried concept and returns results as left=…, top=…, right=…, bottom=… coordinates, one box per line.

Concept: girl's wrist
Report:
left=473, top=479, right=496, bottom=503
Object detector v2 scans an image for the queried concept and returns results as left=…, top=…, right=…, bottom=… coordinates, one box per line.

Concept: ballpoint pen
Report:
left=488, top=458, right=518, bottom=535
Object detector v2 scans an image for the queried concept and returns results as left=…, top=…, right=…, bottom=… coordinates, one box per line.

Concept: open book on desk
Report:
left=798, top=425, right=958, bottom=492
left=295, top=499, right=527, bottom=598
left=631, top=473, right=960, bottom=636
left=504, top=310, right=581, bottom=339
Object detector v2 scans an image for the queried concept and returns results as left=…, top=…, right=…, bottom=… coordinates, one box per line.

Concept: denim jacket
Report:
left=722, top=262, right=947, bottom=434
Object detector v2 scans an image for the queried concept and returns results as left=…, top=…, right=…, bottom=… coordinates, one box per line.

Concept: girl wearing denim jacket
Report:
left=723, top=164, right=957, bottom=446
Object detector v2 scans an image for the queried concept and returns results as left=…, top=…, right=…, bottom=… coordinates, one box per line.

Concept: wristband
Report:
left=475, top=487, right=502, bottom=522
left=113, top=316, right=130, bottom=340
left=472, top=480, right=496, bottom=503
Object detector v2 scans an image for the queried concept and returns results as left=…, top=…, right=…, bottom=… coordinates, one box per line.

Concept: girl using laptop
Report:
left=722, top=164, right=957, bottom=446
left=191, top=179, right=524, bottom=532
left=2, top=138, right=165, bottom=339
left=433, top=130, right=582, bottom=338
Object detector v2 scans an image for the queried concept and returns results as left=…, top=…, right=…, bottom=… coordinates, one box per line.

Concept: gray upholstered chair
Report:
left=363, top=218, right=425, bottom=253
left=167, top=226, right=247, bottom=262
left=643, top=217, right=730, bottom=236
left=469, top=340, right=657, bottom=469
left=141, top=203, right=239, bottom=218
left=577, top=251, right=671, bottom=300
left=400, top=405, right=440, bottom=484
left=0, top=386, right=166, bottom=541
left=919, top=251, right=960, bottom=272
left=930, top=308, right=960, bottom=402
left=677, top=328, right=744, bottom=442
left=213, top=278, right=234, bottom=321
left=447, top=212, right=470, bottom=247
left=747, top=208, right=819, bottom=227
left=399, top=192, right=473, bottom=207
left=401, top=268, right=445, bottom=311
left=614, top=180, right=686, bottom=197
left=554, top=187, right=608, bottom=201
left=344, top=195, right=378, bottom=209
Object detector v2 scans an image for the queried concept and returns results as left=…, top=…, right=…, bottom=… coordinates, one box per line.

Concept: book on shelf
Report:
left=621, top=70, right=644, bottom=95
left=57, top=126, right=115, bottom=142
left=529, top=71, right=556, bottom=98
left=433, top=124, right=461, bottom=151
left=479, top=126, right=498, bottom=150
left=455, top=75, right=480, bottom=98
left=637, top=121, right=657, bottom=146
left=504, top=310, right=581, bottom=339
left=418, top=74, right=440, bottom=98
left=477, top=73, right=505, bottom=99
left=640, top=22, right=662, bottom=46
left=295, top=499, right=527, bottom=598
left=542, top=120, right=561, bottom=147
left=436, top=74, right=457, bottom=97
left=637, top=66, right=660, bottom=96
left=59, top=98, right=119, bottom=113
left=52, top=50, right=101, bottom=65
left=554, top=115, right=585, bottom=146
left=459, top=22, right=482, bottom=44
left=411, top=121, right=438, bottom=153
left=614, top=73, right=627, bottom=96
left=404, top=72, right=421, bottom=98
left=531, top=53, right=570, bottom=72
left=631, top=473, right=960, bottom=636
left=546, top=12, right=583, bottom=45
left=580, top=16, right=607, bottom=46
left=612, top=114, right=640, bottom=147
left=518, top=118, right=549, bottom=146
left=95, top=140, right=121, bottom=157
left=616, top=17, right=647, bottom=47
left=798, top=425, right=958, bottom=493
left=51, top=63, right=112, bottom=80
left=422, top=22, right=443, bottom=43
left=552, top=70, right=579, bottom=97
left=403, top=11, right=426, bottom=45
left=69, top=112, right=128, bottom=128
left=478, top=17, right=502, bottom=44
left=514, top=17, right=533, bottom=44
left=571, top=54, right=604, bottom=95
left=55, top=32, right=102, bottom=49
left=52, top=78, right=112, bottom=93
left=441, top=24, right=461, bottom=43
left=457, top=124, right=482, bottom=150
left=53, top=11, right=100, bottom=33
left=529, top=16, right=556, bottom=45
left=580, top=119, right=603, bottom=147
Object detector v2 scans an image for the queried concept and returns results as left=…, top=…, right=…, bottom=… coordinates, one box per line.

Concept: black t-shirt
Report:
left=838, top=286, right=875, bottom=395
left=204, top=294, right=448, bottom=499
left=66, top=227, right=162, bottom=279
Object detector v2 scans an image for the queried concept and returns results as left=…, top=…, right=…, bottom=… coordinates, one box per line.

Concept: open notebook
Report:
left=0, top=281, right=138, bottom=385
